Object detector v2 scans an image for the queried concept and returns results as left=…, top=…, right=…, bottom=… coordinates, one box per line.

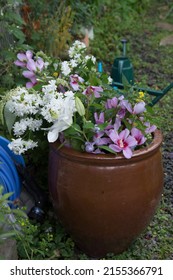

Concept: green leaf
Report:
left=122, top=119, right=132, bottom=130
left=12, top=209, right=27, bottom=218
left=99, top=145, right=117, bottom=155
left=83, top=121, right=94, bottom=130
left=0, top=192, right=14, bottom=202
left=64, top=124, right=82, bottom=136
left=70, top=139, right=83, bottom=151
left=10, top=26, right=25, bottom=43
left=122, top=73, right=131, bottom=90
left=5, top=12, right=25, bottom=26
left=3, top=101, right=16, bottom=134
left=0, top=231, right=16, bottom=239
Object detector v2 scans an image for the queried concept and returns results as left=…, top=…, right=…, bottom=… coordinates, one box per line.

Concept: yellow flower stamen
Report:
left=53, top=72, right=59, bottom=77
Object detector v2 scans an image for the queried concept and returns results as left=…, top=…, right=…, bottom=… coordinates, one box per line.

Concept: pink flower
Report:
left=23, top=71, right=37, bottom=88
left=70, top=74, right=84, bottom=91
left=83, top=86, right=103, bottom=98
left=94, top=131, right=111, bottom=146
left=144, top=122, right=157, bottom=134
left=131, top=127, right=146, bottom=145
left=108, top=128, right=137, bottom=159
left=114, top=117, right=121, bottom=130
left=119, top=99, right=132, bottom=113
left=94, top=112, right=105, bottom=124
left=106, top=97, right=118, bottom=109
left=14, top=51, right=45, bottom=88
left=133, top=101, right=146, bottom=114
left=14, top=51, right=33, bottom=67
left=27, top=57, right=44, bottom=72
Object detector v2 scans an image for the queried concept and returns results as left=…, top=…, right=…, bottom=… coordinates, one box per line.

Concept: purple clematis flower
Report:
left=131, top=127, right=146, bottom=145
left=70, top=74, right=84, bottom=91
left=83, top=86, right=103, bottom=98
left=108, top=128, right=137, bottom=159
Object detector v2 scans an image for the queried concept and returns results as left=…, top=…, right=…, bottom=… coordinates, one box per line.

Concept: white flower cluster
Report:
left=68, top=40, right=86, bottom=58
left=8, top=138, right=38, bottom=155
left=7, top=80, right=76, bottom=153
left=13, top=118, right=43, bottom=136
left=61, top=41, right=97, bottom=76
left=6, top=87, right=42, bottom=117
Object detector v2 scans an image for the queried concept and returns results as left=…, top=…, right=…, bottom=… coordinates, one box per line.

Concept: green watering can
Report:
left=99, top=39, right=173, bottom=106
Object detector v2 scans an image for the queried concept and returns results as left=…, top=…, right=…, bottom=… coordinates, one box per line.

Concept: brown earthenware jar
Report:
left=48, top=130, right=163, bottom=257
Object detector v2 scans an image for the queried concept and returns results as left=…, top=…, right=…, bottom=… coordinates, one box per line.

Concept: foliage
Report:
left=0, top=186, right=26, bottom=242
left=16, top=216, right=75, bottom=260
left=0, top=187, right=16, bottom=241
left=90, top=0, right=150, bottom=63
left=0, top=0, right=30, bottom=90
left=0, top=0, right=151, bottom=92
left=21, top=0, right=74, bottom=58
left=20, top=0, right=104, bottom=57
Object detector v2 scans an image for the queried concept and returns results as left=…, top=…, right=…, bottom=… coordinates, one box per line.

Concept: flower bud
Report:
left=75, top=96, right=85, bottom=116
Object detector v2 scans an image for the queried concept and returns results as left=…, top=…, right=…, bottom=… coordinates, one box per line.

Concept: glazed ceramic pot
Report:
left=48, top=130, right=163, bottom=257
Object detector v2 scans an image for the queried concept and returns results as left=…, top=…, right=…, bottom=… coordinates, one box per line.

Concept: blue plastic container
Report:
left=0, top=136, right=25, bottom=202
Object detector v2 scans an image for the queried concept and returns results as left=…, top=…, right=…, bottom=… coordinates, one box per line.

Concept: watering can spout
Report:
left=121, top=38, right=127, bottom=57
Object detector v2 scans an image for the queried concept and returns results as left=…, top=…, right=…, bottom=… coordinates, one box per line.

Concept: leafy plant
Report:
left=0, top=0, right=30, bottom=90
left=16, top=217, right=75, bottom=260
left=0, top=187, right=16, bottom=241
left=21, top=0, right=74, bottom=58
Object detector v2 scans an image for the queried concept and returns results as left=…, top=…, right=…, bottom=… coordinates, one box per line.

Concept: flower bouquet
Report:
left=2, top=40, right=157, bottom=159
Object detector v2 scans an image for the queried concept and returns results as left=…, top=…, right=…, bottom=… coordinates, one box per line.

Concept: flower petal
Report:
left=17, top=53, right=27, bottom=61
left=123, top=147, right=133, bottom=159
left=133, top=101, right=146, bottom=114
left=119, top=128, right=129, bottom=140
left=126, top=136, right=137, bottom=147
left=109, top=144, right=121, bottom=152
left=14, top=60, right=26, bottom=67
left=22, top=70, right=35, bottom=79
left=26, top=82, right=34, bottom=88
left=27, top=59, right=37, bottom=72
left=26, top=50, right=33, bottom=59
left=109, top=130, right=119, bottom=143
left=47, top=129, right=59, bottom=142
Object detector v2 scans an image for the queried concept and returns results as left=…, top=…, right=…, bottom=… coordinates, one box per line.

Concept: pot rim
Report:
left=50, top=129, right=162, bottom=164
